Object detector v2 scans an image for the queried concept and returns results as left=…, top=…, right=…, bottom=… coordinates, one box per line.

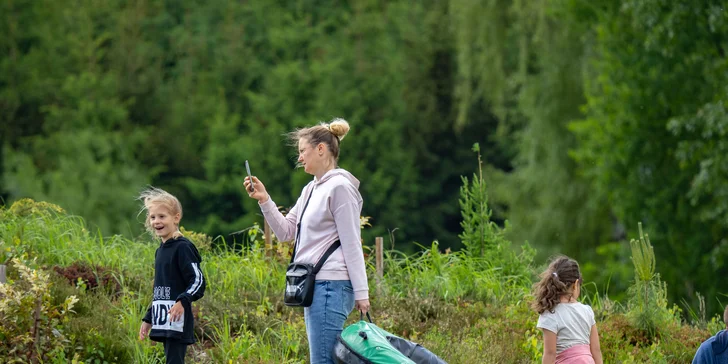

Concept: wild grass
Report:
left=0, top=199, right=718, bottom=363
left=381, top=242, right=531, bottom=304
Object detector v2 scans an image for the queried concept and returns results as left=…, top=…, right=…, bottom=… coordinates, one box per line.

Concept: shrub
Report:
left=0, top=198, right=717, bottom=362
left=52, top=261, right=122, bottom=295
left=626, top=223, right=679, bottom=340
left=180, top=226, right=214, bottom=252
left=459, top=143, right=534, bottom=286
left=0, top=258, right=78, bottom=362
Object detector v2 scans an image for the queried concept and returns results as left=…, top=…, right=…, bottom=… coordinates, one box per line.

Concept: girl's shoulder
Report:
left=565, top=302, right=595, bottom=319
left=175, top=235, right=193, bottom=244
left=563, top=301, right=593, bottom=310
left=544, top=302, right=593, bottom=314
left=576, top=302, right=594, bottom=312
left=174, top=236, right=201, bottom=252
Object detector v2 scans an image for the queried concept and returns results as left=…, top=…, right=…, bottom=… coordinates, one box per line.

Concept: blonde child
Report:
left=137, top=187, right=205, bottom=364
left=532, top=256, right=603, bottom=364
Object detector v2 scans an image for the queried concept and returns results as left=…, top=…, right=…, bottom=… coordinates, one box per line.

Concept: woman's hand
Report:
left=244, top=176, right=269, bottom=203
left=355, top=299, right=370, bottom=315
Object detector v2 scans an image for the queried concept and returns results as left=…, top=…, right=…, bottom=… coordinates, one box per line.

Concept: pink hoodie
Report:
left=259, top=168, right=369, bottom=300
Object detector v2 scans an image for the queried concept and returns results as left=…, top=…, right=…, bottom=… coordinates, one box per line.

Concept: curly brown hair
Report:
left=532, top=256, right=582, bottom=314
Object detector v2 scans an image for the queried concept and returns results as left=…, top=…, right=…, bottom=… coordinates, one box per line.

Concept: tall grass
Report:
left=0, top=199, right=717, bottom=363
left=0, top=199, right=156, bottom=277
left=381, top=241, right=531, bottom=304
left=0, top=199, right=306, bottom=362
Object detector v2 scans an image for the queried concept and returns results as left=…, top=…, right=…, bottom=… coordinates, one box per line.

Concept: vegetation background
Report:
left=1, top=0, right=728, bottom=361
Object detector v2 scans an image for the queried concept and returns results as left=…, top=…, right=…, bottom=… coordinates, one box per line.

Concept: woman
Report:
left=244, top=118, right=370, bottom=364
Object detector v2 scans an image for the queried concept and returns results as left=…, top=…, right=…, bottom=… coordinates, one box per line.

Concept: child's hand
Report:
left=139, top=322, right=152, bottom=341
left=169, top=301, right=185, bottom=322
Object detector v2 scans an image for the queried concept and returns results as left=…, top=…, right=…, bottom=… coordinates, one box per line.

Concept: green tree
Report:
left=3, top=72, right=150, bottom=234
left=570, top=0, right=728, bottom=313
left=449, top=0, right=613, bottom=262
left=459, top=143, right=535, bottom=278
left=1, top=0, right=151, bottom=234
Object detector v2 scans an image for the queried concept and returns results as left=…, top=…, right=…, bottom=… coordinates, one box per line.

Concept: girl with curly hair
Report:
left=532, top=256, right=603, bottom=364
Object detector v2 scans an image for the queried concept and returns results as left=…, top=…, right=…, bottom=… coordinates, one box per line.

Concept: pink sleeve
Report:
left=330, top=184, right=369, bottom=300
left=259, top=191, right=303, bottom=243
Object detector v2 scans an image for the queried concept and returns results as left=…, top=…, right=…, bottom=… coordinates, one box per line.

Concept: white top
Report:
left=537, top=302, right=595, bottom=354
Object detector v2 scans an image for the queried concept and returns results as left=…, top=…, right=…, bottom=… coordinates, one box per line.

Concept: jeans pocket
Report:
left=341, top=283, right=355, bottom=314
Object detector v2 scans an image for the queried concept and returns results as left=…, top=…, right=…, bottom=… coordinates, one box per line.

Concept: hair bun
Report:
left=328, top=118, right=350, bottom=141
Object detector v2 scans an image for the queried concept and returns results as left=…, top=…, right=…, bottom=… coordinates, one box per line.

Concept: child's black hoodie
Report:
left=142, top=236, right=205, bottom=344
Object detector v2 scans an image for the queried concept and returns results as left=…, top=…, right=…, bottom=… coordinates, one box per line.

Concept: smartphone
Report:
left=245, top=160, right=255, bottom=192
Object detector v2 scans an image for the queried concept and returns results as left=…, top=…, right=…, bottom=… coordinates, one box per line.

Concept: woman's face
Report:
left=298, top=138, right=322, bottom=175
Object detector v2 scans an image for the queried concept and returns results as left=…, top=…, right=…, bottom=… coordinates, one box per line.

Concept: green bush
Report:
left=626, top=223, right=679, bottom=340
left=0, top=258, right=79, bottom=362
left=0, top=199, right=715, bottom=363
left=458, top=144, right=535, bottom=289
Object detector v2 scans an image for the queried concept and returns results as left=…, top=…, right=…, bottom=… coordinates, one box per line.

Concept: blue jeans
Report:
left=304, top=280, right=355, bottom=364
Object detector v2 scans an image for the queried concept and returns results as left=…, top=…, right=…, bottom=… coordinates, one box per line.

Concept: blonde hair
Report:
left=532, top=256, right=582, bottom=314
left=288, top=118, right=350, bottom=163
left=138, top=186, right=183, bottom=236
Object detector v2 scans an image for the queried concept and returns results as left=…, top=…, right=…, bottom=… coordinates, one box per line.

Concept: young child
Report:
left=532, top=256, right=603, bottom=364
left=692, top=304, right=728, bottom=363
left=138, top=187, right=205, bottom=364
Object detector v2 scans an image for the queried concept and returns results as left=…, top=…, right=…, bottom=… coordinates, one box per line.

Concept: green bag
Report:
left=333, top=313, right=415, bottom=364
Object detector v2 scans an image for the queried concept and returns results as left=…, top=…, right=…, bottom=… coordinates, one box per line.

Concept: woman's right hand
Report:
left=244, top=176, right=269, bottom=203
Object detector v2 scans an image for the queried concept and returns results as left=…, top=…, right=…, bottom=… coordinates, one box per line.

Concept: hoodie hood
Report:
left=160, top=235, right=185, bottom=248
left=314, top=168, right=360, bottom=189
left=159, top=237, right=199, bottom=258
left=713, top=330, right=728, bottom=355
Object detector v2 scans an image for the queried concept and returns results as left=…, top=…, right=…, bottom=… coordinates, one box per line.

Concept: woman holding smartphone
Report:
left=243, top=118, right=369, bottom=364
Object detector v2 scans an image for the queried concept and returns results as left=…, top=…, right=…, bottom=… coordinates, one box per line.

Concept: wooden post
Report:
left=0, top=264, right=5, bottom=284
left=263, top=220, right=273, bottom=249
left=375, top=237, right=383, bottom=296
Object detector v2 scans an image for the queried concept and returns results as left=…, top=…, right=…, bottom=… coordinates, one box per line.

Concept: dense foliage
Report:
left=0, top=197, right=720, bottom=363
left=2, top=0, right=727, bottom=315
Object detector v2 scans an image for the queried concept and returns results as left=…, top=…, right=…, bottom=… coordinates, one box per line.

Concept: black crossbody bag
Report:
left=284, top=187, right=341, bottom=307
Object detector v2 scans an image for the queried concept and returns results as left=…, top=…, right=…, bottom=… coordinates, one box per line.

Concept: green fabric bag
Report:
left=333, top=313, right=416, bottom=364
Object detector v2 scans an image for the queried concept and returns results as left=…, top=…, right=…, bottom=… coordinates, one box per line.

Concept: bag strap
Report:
left=360, top=311, right=373, bottom=323
left=312, top=240, right=341, bottom=274
left=290, top=186, right=315, bottom=264
left=289, top=184, right=342, bottom=270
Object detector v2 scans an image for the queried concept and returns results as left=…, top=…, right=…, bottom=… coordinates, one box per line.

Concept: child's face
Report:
left=147, top=204, right=181, bottom=242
